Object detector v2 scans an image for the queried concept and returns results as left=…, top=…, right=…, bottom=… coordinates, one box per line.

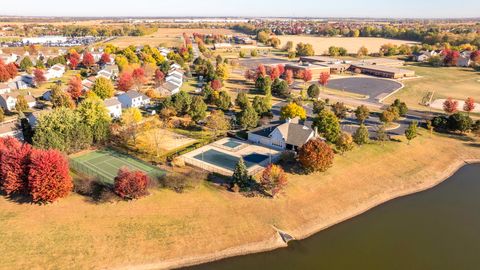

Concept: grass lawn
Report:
left=1, top=131, right=479, bottom=269
left=384, top=64, right=480, bottom=111
left=24, top=70, right=80, bottom=97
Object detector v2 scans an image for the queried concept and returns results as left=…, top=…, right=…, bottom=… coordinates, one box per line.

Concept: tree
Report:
left=77, top=95, right=111, bottom=143
left=215, top=91, right=231, bottom=111
left=318, top=72, right=330, bottom=88
left=14, top=95, right=28, bottom=112
left=307, top=84, right=320, bottom=99
left=92, top=77, right=115, bottom=99
left=404, top=121, right=418, bottom=144
left=312, top=110, right=341, bottom=143
left=122, top=108, right=143, bottom=144
left=118, top=72, right=134, bottom=91
left=211, top=79, right=223, bottom=91
left=237, top=105, right=259, bottom=130
left=443, top=97, right=458, bottom=114
left=232, top=158, right=250, bottom=189
left=0, top=107, right=4, bottom=123
left=260, top=164, right=288, bottom=197
left=380, top=106, right=399, bottom=124
left=0, top=139, right=31, bottom=195
left=355, top=105, right=370, bottom=124
left=448, top=113, right=473, bottom=134
left=298, top=138, right=334, bottom=173
left=67, top=75, right=83, bottom=101
left=280, top=103, right=306, bottom=120
left=272, top=79, right=290, bottom=97
left=353, top=124, right=370, bottom=145
left=20, top=56, right=33, bottom=71
left=188, top=96, right=207, bottom=122
left=235, top=91, right=250, bottom=110
left=5, top=63, right=17, bottom=78
left=51, top=85, right=75, bottom=109
left=99, top=53, right=111, bottom=65
left=206, top=110, right=230, bottom=137
left=215, top=63, right=229, bottom=81
left=285, top=69, right=294, bottom=85
left=256, top=76, right=272, bottom=95
left=332, top=102, right=347, bottom=119
left=336, top=132, right=354, bottom=154
left=82, top=52, right=95, bottom=68
left=33, top=68, right=46, bottom=86
left=68, top=51, right=80, bottom=70
left=132, top=67, right=146, bottom=90
left=252, top=96, right=271, bottom=115
left=312, top=100, right=326, bottom=114
left=171, top=91, right=192, bottom=115
left=357, top=46, right=369, bottom=57
left=296, top=43, right=315, bottom=56
left=28, top=149, right=73, bottom=203
left=392, top=99, right=408, bottom=117
left=114, top=167, right=149, bottom=200
left=464, top=97, right=475, bottom=115
left=154, top=69, right=165, bottom=87
left=376, top=125, right=389, bottom=144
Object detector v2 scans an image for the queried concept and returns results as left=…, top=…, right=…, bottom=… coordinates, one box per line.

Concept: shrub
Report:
left=353, top=124, right=370, bottom=145
left=448, top=113, right=473, bottom=133
left=298, top=138, right=334, bottom=173
left=114, top=167, right=149, bottom=200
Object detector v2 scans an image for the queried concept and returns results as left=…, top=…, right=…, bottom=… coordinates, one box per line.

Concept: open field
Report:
left=1, top=131, right=479, bottom=269
left=277, top=36, right=418, bottom=54
left=136, top=127, right=198, bottom=154
left=384, top=64, right=480, bottom=111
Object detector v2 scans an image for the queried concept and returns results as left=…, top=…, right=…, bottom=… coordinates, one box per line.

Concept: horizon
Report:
left=1, top=0, right=480, bottom=19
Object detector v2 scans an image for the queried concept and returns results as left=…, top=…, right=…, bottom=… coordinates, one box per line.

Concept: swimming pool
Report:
left=222, top=139, right=243, bottom=149
left=193, top=149, right=268, bottom=171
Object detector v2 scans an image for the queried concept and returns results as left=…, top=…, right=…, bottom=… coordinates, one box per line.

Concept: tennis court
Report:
left=70, top=150, right=166, bottom=184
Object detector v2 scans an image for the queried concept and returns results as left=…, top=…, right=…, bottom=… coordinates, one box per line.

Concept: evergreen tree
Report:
left=235, top=91, right=250, bottom=110
left=353, top=124, right=370, bottom=145
left=19, top=56, right=33, bottom=71
left=237, top=105, right=259, bottom=130
left=232, top=158, right=250, bottom=189
left=188, top=96, right=207, bottom=122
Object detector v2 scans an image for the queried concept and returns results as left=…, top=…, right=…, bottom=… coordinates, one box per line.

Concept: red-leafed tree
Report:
left=82, top=52, right=95, bottom=68
left=99, top=53, right=111, bottom=65
left=443, top=50, right=460, bottom=66
left=154, top=69, right=165, bottom=86
left=443, top=97, right=458, bottom=114
left=256, top=64, right=267, bottom=78
left=33, top=68, right=46, bottom=85
left=298, top=138, right=335, bottom=173
left=277, top=64, right=285, bottom=76
left=260, top=164, right=288, bottom=197
left=464, top=97, right=475, bottom=114
left=244, top=69, right=256, bottom=81
left=132, top=67, right=146, bottom=90
left=211, top=79, right=223, bottom=90
left=67, top=76, right=83, bottom=101
left=302, top=69, right=313, bottom=82
left=269, top=66, right=280, bottom=80
left=5, top=63, right=18, bottom=79
left=0, top=63, right=10, bottom=82
left=318, top=72, right=330, bottom=87
left=0, top=138, right=32, bottom=195
left=68, top=51, right=81, bottom=70
left=285, top=69, right=294, bottom=85
left=27, top=149, right=73, bottom=203
left=114, top=167, right=149, bottom=200
left=118, top=72, right=134, bottom=91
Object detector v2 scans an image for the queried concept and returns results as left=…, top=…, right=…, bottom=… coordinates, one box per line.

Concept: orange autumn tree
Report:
left=298, top=138, right=335, bottom=173
left=464, top=97, right=475, bottom=115
left=114, top=167, right=149, bottom=200
left=260, top=164, right=288, bottom=197
left=67, top=75, right=83, bottom=101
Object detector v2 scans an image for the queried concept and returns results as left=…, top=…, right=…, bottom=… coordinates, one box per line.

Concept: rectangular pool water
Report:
left=193, top=149, right=268, bottom=171
left=222, top=140, right=242, bottom=149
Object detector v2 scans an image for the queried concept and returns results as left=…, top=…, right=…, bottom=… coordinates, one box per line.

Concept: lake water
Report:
left=184, top=164, right=480, bottom=270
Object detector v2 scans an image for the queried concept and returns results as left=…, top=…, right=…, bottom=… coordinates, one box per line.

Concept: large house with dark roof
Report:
left=247, top=118, right=316, bottom=150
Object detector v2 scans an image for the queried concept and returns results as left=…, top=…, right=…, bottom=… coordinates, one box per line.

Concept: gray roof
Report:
left=159, top=81, right=179, bottom=93
left=250, top=119, right=314, bottom=147
left=104, top=97, right=121, bottom=107
left=123, top=90, right=143, bottom=99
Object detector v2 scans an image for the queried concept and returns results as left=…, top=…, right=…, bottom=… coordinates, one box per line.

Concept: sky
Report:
left=1, top=0, right=480, bottom=19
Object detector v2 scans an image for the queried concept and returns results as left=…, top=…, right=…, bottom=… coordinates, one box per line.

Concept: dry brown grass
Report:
left=1, top=132, right=479, bottom=269
left=277, top=35, right=418, bottom=54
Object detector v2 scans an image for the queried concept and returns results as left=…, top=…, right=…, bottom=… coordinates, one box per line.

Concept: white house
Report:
left=101, top=64, right=119, bottom=78
left=412, top=51, right=430, bottom=62
left=157, top=81, right=181, bottom=96
left=44, top=64, right=66, bottom=80
left=117, top=90, right=151, bottom=108
left=170, top=63, right=182, bottom=70
left=0, top=92, right=36, bottom=111
left=248, top=118, right=316, bottom=150
left=457, top=55, right=472, bottom=67
left=82, top=76, right=96, bottom=92
left=0, top=53, right=18, bottom=64
left=104, top=97, right=122, bottom=118
left=0, top=83, right=11, bottom=95
left=166, top=75, right=183, bottom=87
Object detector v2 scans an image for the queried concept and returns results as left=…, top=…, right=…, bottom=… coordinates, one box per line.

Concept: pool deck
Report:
left=181, top=138, right=281, bottom=176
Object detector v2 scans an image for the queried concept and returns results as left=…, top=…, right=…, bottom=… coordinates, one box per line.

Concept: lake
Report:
left=184, top=164, right=480, bottom=270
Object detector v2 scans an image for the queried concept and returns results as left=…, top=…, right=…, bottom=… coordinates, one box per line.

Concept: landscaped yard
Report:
left=384, top=64, right=480, bottom=111
left=1, top=131, right=479, bottom=269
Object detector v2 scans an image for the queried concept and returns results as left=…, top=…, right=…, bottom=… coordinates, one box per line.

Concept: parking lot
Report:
left=325, top=77, right=404, bottom=103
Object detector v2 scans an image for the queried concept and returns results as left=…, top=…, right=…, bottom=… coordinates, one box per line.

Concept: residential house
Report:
left=248, top=118, right=316, bottom=150
left=44, top=64, right=66, bottom=80
left=0, top=121, right=23, bottom=139
left=0, top=83, right=11, bottom=95
left=21, top=74, right=35, bottom=86
left=82, top=76, right=96, bottom=92
left=8, top=79, right=28, bottom=90
left=166, top=74, right=183, bottom=87
left=104, top=97, right=122, bottom=118
left=101, top=64, right=119, bottom=78
left=117, top=90, right=151, bottom=108
left=157, top=81, right=181, bottom=96
left=0, top=53, right=18, bottom=64
left=0, top=92, right=36, bottom=111
left=412, top=51, right=430, bottom=62
left=458, top=52, right=472, bottom=67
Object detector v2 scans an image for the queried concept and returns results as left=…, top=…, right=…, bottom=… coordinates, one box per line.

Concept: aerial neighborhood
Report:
left=0, top=11, right=479, bottom=270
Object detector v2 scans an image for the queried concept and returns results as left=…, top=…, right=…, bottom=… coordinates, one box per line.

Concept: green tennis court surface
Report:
left=70, top=149, right=165, bottom=184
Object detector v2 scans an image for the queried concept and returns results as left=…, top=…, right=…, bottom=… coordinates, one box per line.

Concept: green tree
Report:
left=353, top=124, right=370, bottom=145
left=392, top=99, right=408, bottom=117
left=332, top=102, right=347, bottom=119
left=376, top=125, right=389, bottom=144
left=171, top=90, right=192, bottom=115
left=19, top=56, right=33, bottom=71
left=77, top=95, right=111, bottom=144
left=252, top=96, right=271, bottom=115
left=235, top=91, right=250, bottom=110
left=307, top=84, right=320, bottom=99
left=232, top=158, right=250, bottom=189
left=91, top=77, right=115, bottom=100
left=313, top=110, right=341, bottom=143
left=15, top=95, right=29, bottom=112
left=405, top=121, right=418, bottom=144
left=312, top=100, right=326, bottom=114
left=50, top=85, right=74, bottom=109
left=188, top=96, right=207, bottom=122
left=255, top=76, right=272, bottom=95
left=237, top=105, right=259, bottom=130
left=448, top=113, right=472, bottom=134
left=296, top=43, right=315, bottom=56
left=215, top=91, right=231, bottom=111
left=354, top=105, right=370, bottom=124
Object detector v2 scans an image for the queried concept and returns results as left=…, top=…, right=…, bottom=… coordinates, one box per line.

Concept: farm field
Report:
left=384, top=64, right=480, bottom=111
left=0, top=132, right=479, bottom=269
left=276, top=36, right=418, bottom=54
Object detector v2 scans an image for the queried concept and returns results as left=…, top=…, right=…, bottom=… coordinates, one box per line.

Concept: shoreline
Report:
left=118, top=158, right=480, bottom=270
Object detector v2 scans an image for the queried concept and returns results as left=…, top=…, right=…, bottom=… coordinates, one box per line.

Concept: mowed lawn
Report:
left=277, top=36, right=418, bottom=54
left=384, top=64, right=480, bottom=111
left=1, top=131, right=479, bottom=269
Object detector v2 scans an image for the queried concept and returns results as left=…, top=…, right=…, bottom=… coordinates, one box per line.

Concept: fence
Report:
left=69, top=158, right=113, bottom=184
